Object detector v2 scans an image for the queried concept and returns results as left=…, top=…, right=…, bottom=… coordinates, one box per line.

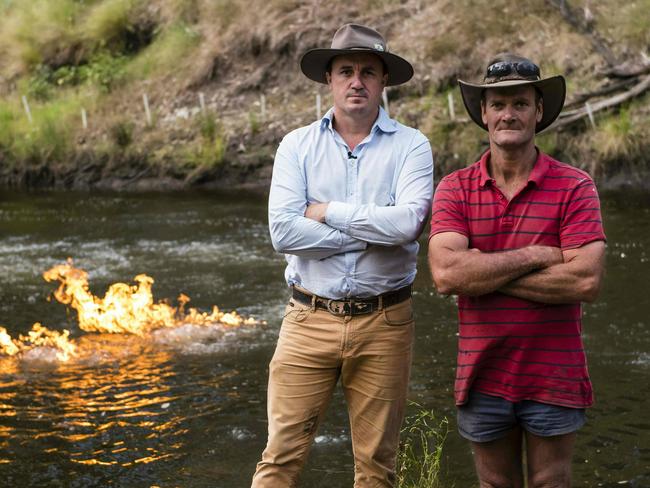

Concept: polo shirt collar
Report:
left=527, top=149, right=550, bottom=185
left=320, top=106, right=397, bottom=134
left=479, top=147, right=550, bottom=188
left=478, top=150, right=494, bottom=188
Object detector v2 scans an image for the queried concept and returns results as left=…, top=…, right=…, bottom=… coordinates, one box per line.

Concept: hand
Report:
left=304, top=202, right=329, bottom=223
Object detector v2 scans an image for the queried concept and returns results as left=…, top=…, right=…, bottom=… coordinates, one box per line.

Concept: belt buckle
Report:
left=326, top=299, right=349, bottom=316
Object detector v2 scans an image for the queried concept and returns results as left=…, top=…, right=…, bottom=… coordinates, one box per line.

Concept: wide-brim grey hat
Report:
left=300, top=23, right=414, bottom=86
left=458, top=53, right=566, bottom=133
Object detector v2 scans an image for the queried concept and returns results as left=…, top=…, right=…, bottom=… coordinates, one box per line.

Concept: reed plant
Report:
left=396, top=402, right=449, bottom=488
left=182, top=113, right=227, bottom=168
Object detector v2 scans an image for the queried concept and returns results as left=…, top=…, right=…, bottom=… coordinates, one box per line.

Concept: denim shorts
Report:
left=457, top=390, right=586, bottom=442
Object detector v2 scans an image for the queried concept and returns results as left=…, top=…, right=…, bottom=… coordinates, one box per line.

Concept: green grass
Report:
left=0, top=91, right=90, bottom=165
left=182, top=113, right=227, bottom=168
left=81, top=0, right=145, bottom=52
left=396, top=403, right=449, bottom=488
left=124, top=22, right=200, bottom=79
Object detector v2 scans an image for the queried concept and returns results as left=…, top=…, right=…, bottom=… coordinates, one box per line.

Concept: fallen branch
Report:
left=550, top=73, right=650, bottom=130
left=602, top=61, right=650, bottom=79
left=566, top=78, right=637, bottom=107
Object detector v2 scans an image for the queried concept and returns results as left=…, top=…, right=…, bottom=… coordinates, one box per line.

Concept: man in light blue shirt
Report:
left=252, top=23, right=433, bottom=488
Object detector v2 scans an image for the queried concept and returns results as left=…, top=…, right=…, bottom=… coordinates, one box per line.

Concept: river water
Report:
left=0, top=190, right=648, bottom=487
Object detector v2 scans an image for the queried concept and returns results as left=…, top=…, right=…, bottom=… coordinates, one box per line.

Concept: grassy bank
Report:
left=0, top=0, right=648, bottom=190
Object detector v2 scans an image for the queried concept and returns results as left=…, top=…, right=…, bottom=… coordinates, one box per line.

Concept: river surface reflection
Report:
left=0, top=190, right=648, bottom=487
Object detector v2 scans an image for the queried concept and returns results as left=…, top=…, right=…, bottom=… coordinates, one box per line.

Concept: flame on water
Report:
left=0, top=260, right=261, bottom=361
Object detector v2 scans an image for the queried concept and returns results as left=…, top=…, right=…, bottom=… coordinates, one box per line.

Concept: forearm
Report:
left=326, top=201, right=429, bottom=245
left=269, top=214, right=366, bottom=259
left=431, top=245, right=562, bottom=296
left=500, top=263, right=602, bottom=304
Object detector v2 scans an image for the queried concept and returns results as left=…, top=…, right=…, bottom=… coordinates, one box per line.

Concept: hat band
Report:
left=332, top=45, right=386, bottom=52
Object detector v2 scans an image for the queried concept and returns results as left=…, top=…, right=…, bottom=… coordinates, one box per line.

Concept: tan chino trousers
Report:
left=251, top=295, right=414, bottom=487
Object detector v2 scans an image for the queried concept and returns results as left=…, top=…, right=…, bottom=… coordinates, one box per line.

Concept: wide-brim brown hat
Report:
left=458, top=53, right=566, bottom=133
left=300, top=23, right=414, bottom=86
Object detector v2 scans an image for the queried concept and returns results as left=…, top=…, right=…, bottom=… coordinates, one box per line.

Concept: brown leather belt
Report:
left=291, top=285, right=412, bottom=316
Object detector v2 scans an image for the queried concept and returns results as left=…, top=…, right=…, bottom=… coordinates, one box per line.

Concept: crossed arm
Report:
left=428, top=231, right=606, bottom=304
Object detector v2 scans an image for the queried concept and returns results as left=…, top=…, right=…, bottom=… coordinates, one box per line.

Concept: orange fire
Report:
left=0, top=260, right=261, bottom=361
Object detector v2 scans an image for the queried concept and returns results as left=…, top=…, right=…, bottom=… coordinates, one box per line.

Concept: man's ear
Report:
left=325, top=71, right=332, bottom=85
left=537, top=98, right=544, bottom=123
left=382, top=72, right=388, bottom=87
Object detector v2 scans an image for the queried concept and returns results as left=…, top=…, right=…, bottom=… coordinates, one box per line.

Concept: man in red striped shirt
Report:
left=428, top=53, right=606, bottom=488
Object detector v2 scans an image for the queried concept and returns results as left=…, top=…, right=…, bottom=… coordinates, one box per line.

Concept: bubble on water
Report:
left=231, top=427, right=255, bottom=441
left=630, top=352, right=650, bottom=366
left=314, top=433, right=349, bottom=445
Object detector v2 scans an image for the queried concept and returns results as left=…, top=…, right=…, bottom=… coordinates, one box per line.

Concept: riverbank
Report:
left=1, top=0, right=648, bottom=192
left=2, top=145, right=650, bottom=193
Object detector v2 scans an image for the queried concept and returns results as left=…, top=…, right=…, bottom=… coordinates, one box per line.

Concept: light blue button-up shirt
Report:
left=268, top=107, right=433, bottom=299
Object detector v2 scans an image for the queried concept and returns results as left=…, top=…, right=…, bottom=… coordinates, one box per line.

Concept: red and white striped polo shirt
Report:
left=429, top=150, right=606, bottom=408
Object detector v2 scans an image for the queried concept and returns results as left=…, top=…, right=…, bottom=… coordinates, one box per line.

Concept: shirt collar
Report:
left=479, top=147, right=550, bottom=188
left=478, top=150, right=494, bottom=187
left=320, top=106, right=397, bottom=134
left=527, top=149, right=550, bottom=185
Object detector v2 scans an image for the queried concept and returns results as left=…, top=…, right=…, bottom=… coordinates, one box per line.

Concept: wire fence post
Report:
left=142, top=93, right=152, bottom=126
left=21, top=95, right=33, bottom=124
left=81, top=108, right=88, bottom=130
left=199, top=92, right=206, bottom=114
left=585, top=102, right=596, bottom=128
left=448, top=92, right=456, bottom=121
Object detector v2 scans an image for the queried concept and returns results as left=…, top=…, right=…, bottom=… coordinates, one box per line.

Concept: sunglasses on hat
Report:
left=486, top=61, right=540, bottom=80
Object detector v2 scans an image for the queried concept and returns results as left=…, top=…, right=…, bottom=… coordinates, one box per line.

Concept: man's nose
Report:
left=350, top=72, right=364, bottom=88
left=501, top=106, right=517, bottom=121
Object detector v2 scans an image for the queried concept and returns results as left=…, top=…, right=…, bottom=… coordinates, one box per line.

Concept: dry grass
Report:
left=593, top=0, right=650, bottom=54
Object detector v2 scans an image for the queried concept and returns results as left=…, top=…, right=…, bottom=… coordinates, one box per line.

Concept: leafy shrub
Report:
left=184, top=113, right=227, bottom=167
left=110, top=120, right=134, bottom=148
left=79, top=51, right=127, bottom=91
left=25, top=51, right=126, bottom=97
